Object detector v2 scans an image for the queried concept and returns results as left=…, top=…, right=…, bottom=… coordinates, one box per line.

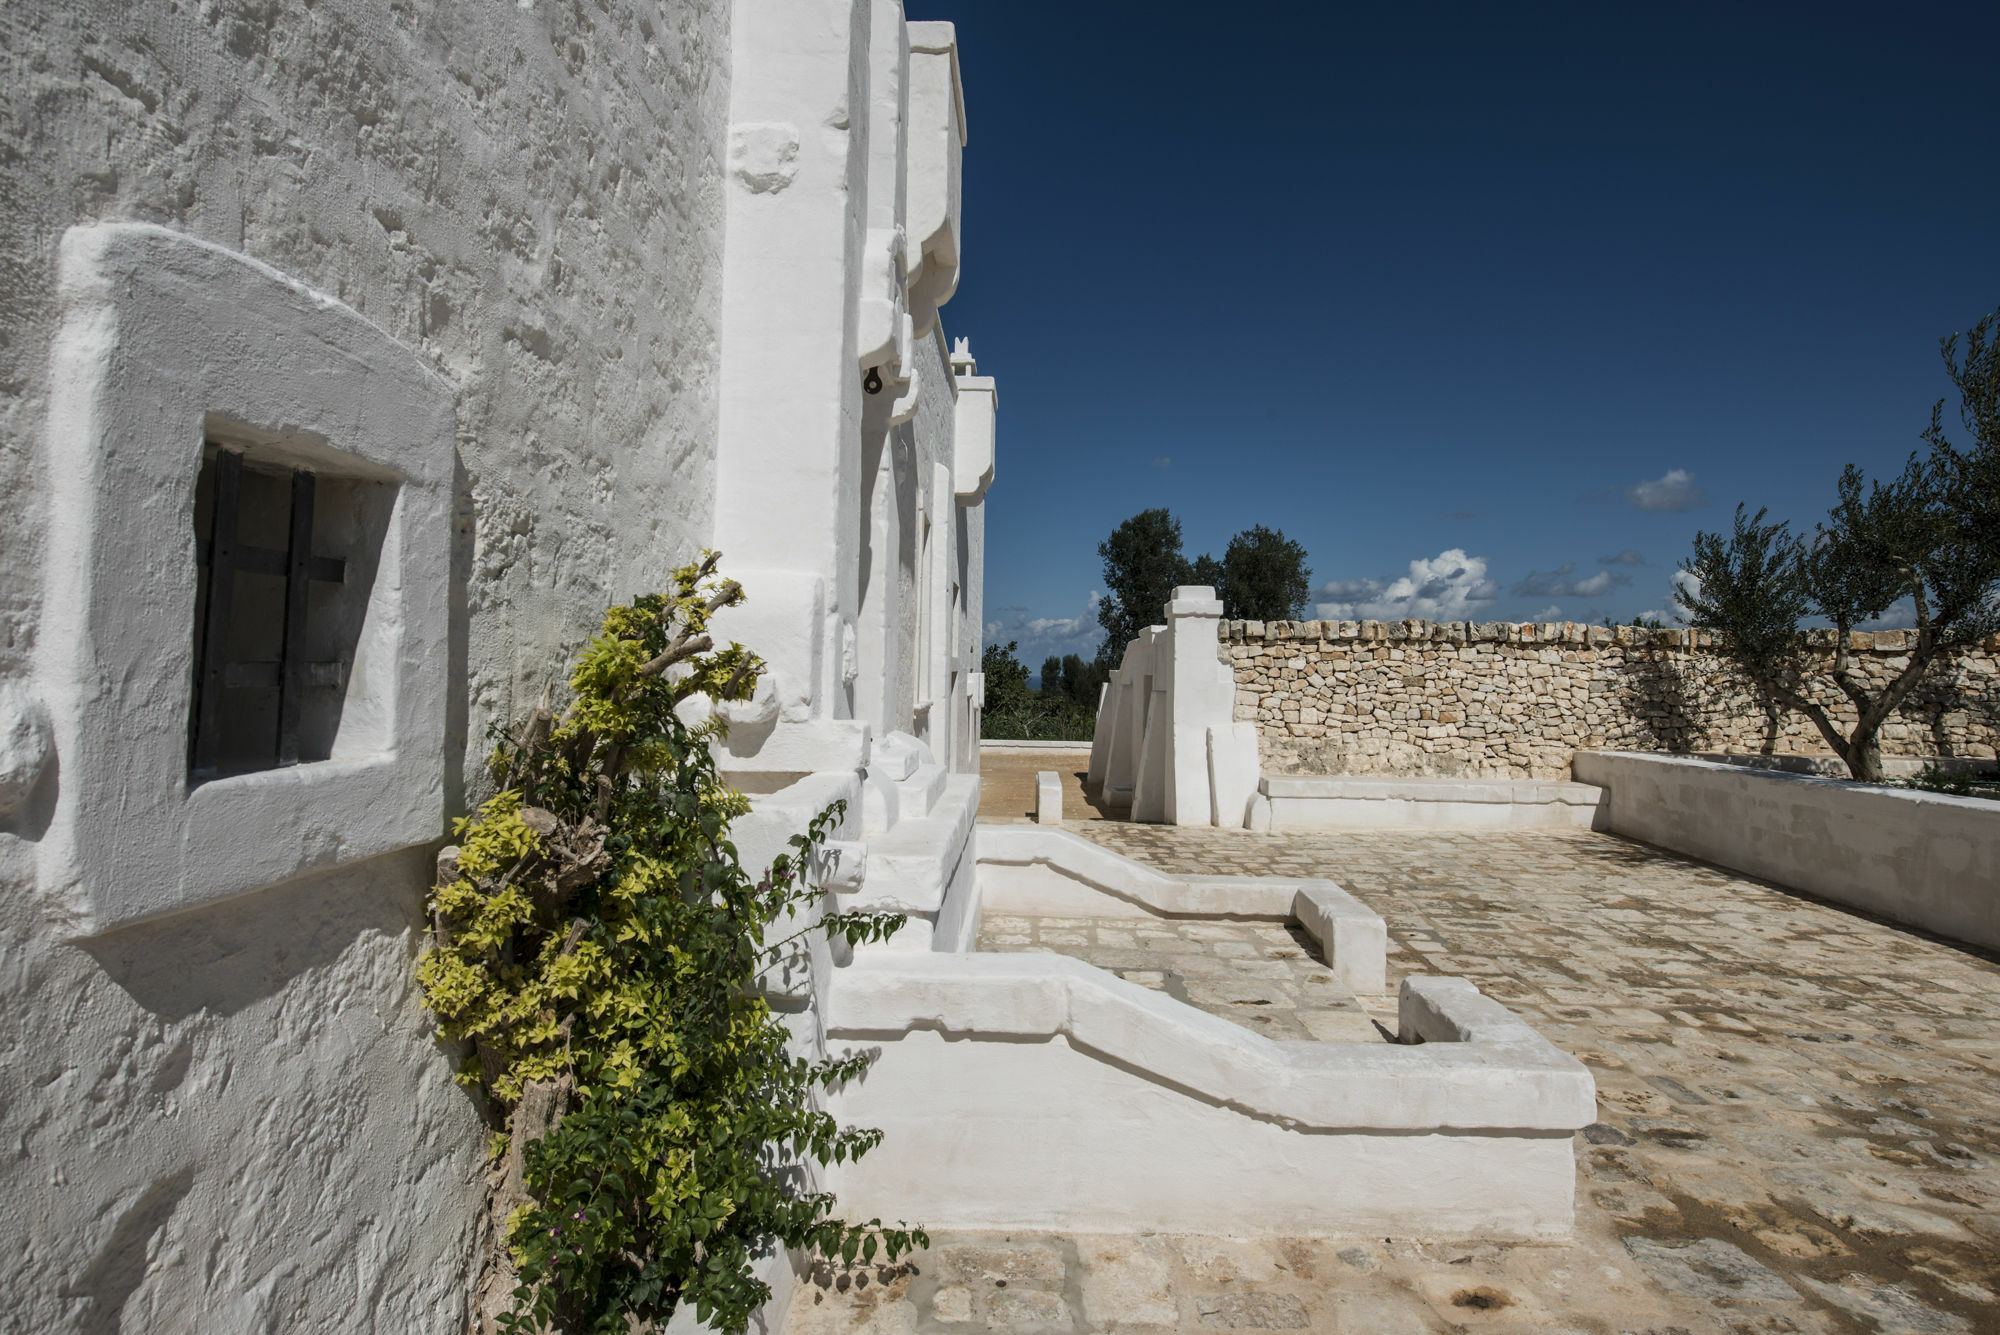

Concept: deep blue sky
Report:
left=921, top=2, right=2000, bottom=670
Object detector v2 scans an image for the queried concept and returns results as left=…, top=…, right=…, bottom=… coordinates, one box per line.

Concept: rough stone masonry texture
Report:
left=1221, top=619, right=2000, bottom=779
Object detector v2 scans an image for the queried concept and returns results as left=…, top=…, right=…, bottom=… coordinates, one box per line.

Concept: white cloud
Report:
left=985, top=591, right=1105, bottom=665
left=1150, top=456, right=1172, bottom=469
left=1628, top=469, right=1708, bottom=513
left=1634, top=569, right=1701, bottom=626
left=1859, top=598, right=1916, bottom=630
left=1599, top=549, right=1646, bottom=566
left=1314, top=549, right=1501, bottom=621
left=1573, top=570, right=1621, bottom=596
left=1531, top=604, right=1562, bottom=621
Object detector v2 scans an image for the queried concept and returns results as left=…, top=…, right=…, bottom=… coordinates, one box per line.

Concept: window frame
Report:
left=37, top=223, right=454, bottom=934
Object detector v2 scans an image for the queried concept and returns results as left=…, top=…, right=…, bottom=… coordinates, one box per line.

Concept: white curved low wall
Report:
left=826, top=958, right=1594, bottom=1239
left=1574, top=750, right=2000, bottom=952
left=976, top=825, right=1385, bottom=994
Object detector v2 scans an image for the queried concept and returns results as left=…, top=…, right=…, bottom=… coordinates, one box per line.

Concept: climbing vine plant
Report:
left=417, top=554, right=924, bottom=1334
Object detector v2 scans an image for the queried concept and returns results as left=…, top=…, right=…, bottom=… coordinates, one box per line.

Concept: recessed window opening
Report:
left=188, top=439, right=396, bottom=782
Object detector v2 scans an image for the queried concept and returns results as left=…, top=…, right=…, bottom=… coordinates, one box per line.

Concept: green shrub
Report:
left=418, top=555, right=922, bottom=1334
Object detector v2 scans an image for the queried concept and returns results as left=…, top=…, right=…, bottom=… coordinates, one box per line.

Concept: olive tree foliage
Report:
left=1218, top=524, right=1314, bottom=621
left=980, top=640, right=1034, bottom=720
left=1095, top=510, right=1315, bottom=665
left=1925, top=308, right=1999, bottom=564
left=1677, top=308, right=2000, bottom=782
left=1042, top=652, right=1110, bottom=710
left=1095, top=508, right=1194, bottom=667
left=1188, top=553, right=1226, bottom=592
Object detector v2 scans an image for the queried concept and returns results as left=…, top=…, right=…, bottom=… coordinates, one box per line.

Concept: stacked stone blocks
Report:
left=1222, top=619, right=2000, bottom=779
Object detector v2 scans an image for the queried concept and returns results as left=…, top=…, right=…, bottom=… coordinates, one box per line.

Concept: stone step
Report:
left=896, top=760, right=948, bottom=823
left=847, top=773, right=980, bottom=951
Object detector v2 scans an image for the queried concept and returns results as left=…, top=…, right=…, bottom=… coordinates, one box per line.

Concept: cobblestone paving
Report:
left=975, top=913, right=1391, bottom=1043
left=794, top=827, right=2000, bottom=1334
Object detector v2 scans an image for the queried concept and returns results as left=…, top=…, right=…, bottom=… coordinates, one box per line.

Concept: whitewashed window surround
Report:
left=37, top=224, right=454, bottom=933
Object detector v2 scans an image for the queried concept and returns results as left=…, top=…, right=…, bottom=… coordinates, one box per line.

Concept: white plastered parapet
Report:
left=825, top=953, right=1595, bottom=1238
left=976, top=824, right=1385, bottom=995
left=36, top=223, right=453, bottom=934
left=830, top=955, right=1594, bottom=1133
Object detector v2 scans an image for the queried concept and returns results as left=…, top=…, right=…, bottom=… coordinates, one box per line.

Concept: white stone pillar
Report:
left=1102, top=628, right=1159, bottom=814
left=1163, top=587, right=1229, bottom=825
left=1093, top=588, right=1256, bottom=826
left=1035, top=771, right=1062, bottom=825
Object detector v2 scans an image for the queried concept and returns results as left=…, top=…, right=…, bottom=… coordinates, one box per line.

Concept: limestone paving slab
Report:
left=795, top=826, right=2000, bottom=1334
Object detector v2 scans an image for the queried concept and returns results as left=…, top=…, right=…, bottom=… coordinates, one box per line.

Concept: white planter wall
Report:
left=1574, top=750, right=2000, bottom=952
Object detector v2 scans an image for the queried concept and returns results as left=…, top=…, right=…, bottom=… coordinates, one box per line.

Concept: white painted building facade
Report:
left=0, top=6, right=1603, bottom=1330
left=0, top=2, right=992, bottom=1328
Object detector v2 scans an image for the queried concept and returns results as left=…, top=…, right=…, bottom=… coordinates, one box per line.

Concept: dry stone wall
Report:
left=1225, top=619, right=2000, bottom=780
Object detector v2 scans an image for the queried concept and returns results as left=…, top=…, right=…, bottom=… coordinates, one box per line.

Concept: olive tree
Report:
left=1678, top=311, right=2000, bottom=781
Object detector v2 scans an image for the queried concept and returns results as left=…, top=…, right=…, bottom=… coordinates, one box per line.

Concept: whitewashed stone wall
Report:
left=0, top=0, right=730, bottom=1328
left=2, top=2, right=995, bottom=1328
left=1225, top=620, right=2000, bottom=780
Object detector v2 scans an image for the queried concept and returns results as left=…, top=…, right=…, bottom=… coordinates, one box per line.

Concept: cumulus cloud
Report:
left=985, top=591, right=1104, bottom=664
left=1531, top=604, right=1563, bottom=621
left=1599, top=550, right=1646, bottom=566
left=1511, top=563, right=1630, bottom=599
left=1627, top=469, right=1708, bottom=513
left=1633, top=569, right=1701, bottom=625
left=1150, top=456, right=1172, bottom=469
left=1859, top=599, right=1917, bottom=631
left=1314, top=549, right=1501, bottom=621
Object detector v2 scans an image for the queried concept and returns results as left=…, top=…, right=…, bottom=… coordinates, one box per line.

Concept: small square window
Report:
left=187, top=444, right=396, bottom=781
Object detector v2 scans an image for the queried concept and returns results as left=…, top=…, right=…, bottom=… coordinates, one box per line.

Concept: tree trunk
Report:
left=1845, top=730, right=1885, bottom=783
left=473, top=1076, right=575, bottom=1334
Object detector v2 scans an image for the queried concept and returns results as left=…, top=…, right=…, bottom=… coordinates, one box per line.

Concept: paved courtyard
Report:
left=793, top=825, right=2000, bottom=1335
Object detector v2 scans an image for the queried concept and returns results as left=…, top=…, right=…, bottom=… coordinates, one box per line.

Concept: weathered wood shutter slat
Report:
left=191, top=448, right=243, bottom=778
left=276, top=469, right=316, bottom=766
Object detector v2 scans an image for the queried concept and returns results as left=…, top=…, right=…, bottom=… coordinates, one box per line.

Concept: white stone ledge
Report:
left=828, top=953, right=1595, bottom=1134
left=1258, top=776, right=1602, bottom=831
left=977, top=738, right=1092, bottom=752
left=976, top=826, right=1385, bottom=993
left=847, top=773, right=979, bottom=915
